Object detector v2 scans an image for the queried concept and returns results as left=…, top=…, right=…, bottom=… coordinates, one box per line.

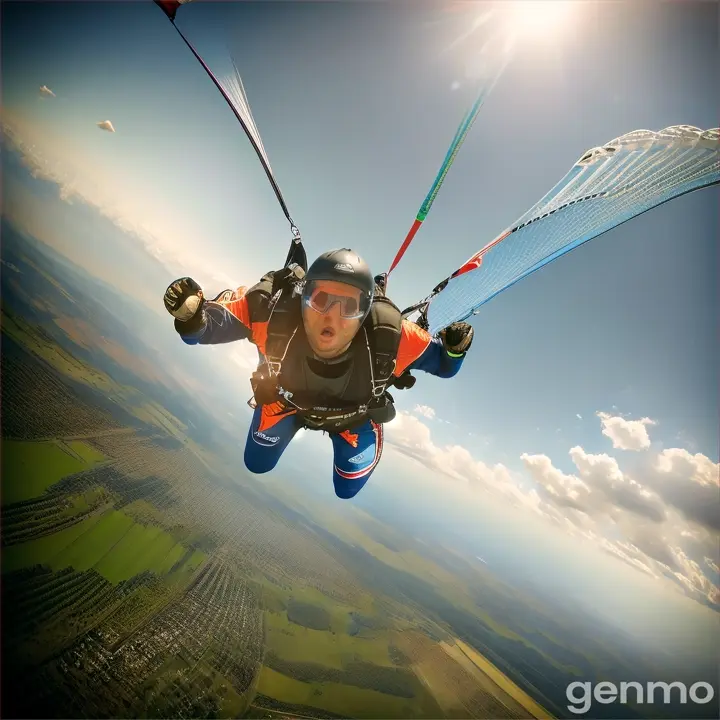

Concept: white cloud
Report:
left=519, top=445, right=718, bottom=608
left=593, top=535, right=659, bottom=578
left=385, top=412, right=529, bottom=508
left=650, top=448, right=720, bottom=531
left=576, top=413, right=582, bottom=420
left=386, top=416, right=713, bottom=606
left=385, top=412, right=435, bottom=463
left=569, top=447, right=666, bottom=523
left=655, top=448, right=718, bottom=487
left=96, top=120, right=116, bottom=133
left=519, top=446, right=667, bottom=529
left=659, top=546, right=720, bottom=604
left=413, top=404, right=435, bottom=419
left=386, top=414, right=713, bottom=606
left=596, top=411, right=657, bottom=451
left=519, top=452, right=591, bottom=512
left=39, top=85, right=56, bottom=97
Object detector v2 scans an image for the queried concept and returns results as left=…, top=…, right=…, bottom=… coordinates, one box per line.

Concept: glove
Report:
left=392, top=371, right=416, bottom=390
left=271, top=263, right=305, bottom=297
left=440, top=321, right=473, bottom=355
left=163, top=277, right=206, bottom=333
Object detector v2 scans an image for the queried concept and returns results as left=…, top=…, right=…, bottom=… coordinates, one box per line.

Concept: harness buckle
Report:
left=372, top=382, right=387, bottom=398
left=277, top=386, right=294, bottom=402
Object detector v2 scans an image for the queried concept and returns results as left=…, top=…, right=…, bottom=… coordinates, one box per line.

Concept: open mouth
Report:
left=320, top=326, right=335, bottom=339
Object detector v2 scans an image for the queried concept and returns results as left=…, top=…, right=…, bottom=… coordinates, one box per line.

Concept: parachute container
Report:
left=424, top=125, right=720, bottom=334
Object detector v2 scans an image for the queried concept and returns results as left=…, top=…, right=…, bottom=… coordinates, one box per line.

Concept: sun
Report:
left=508, top=1, right=576, bottom=41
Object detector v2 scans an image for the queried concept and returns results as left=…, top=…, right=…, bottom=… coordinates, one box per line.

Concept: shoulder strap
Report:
left=241, top=271, right=276, bottom=324
left=265, top=294, right=301, bottom=374
left=260, top=266, right=305, bottom=374
left=243, top=264, right=305, bottom=327
left=364, top=293, right=403, bottom=398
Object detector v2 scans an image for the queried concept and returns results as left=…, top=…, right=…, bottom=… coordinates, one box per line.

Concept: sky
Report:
left=2, top=0, right=719, bottom=650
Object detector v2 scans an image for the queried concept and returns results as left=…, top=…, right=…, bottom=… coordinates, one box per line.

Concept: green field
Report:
left=2, top=309, right=195, bottom=442
left=2, top=508, right=205, bottom=583
left=1, top=438, right=108, bottom=505
left=1, top=310, right=119, bottom=394
left=266, top=611, right=394, bottom=670
left=65, top=440, right=107, bottom=465
left=254, top=577, right=450, bottom=720
left=0, top=288, right=559, bottom=720
left=1, top=431, right=208, bottom=583
left=257, top=666, right=425, bottom=719
left=255, top=575, right=375, bottom=630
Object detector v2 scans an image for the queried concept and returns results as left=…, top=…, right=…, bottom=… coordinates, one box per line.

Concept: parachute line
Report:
left=386, top=48, right=511, bottom=279
left=220, top=57, right=275, bottom=183
left=153, top=0, right=299, bottom=237
left=419, top=125, right=719, bottom=334
left=168, top=20, right=295, bottom=227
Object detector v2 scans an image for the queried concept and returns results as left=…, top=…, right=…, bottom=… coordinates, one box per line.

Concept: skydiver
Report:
left=163, top=249, right=473, bottom=499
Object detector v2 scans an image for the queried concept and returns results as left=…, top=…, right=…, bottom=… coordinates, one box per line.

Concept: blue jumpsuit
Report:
left=177, top=290, right=466, bottom=498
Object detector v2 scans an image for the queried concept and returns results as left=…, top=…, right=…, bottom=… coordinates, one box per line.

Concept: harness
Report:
left=245, top=265, right=412, bottom=431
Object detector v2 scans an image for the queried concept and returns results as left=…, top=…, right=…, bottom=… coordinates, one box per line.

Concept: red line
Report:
left=451, top=229, right=512, bottom=279
left=388, top=219, right=423, bottom=275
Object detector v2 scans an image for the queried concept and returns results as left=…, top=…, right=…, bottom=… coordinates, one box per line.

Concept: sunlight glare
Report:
left=509, top=1, right=575, bottom=41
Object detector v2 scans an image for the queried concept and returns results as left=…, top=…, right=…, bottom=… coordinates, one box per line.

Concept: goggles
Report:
left=302, top=281, right=369, bottom=320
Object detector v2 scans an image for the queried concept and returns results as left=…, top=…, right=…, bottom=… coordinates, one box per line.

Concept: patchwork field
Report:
left=256, top=666, right=431, bottom=719
left=1, top=364, right=555, bottom=720
left=265, top=610, right=395, bottom=669
left=2, top=230, right=557, bottom=719
left=1, top=438, right=108, bottom=504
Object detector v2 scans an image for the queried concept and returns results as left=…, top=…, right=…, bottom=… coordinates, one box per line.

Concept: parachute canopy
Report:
left=414, top=125, right=719, bottom=334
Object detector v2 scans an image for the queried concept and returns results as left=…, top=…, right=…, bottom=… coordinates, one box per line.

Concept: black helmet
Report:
left=302, top=248, right=375, bottom=320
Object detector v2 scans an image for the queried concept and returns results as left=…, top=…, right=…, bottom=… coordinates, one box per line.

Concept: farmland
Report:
left=1, top=228, right=558, bottom=719
left=1, top=332, right=555, bottom=719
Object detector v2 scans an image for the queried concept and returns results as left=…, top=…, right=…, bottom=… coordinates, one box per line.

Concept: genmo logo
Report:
left=566, top=680, right=716, bottom=714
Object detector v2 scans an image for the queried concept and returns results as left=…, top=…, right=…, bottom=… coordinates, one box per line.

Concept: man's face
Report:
left=302, top=280, right=364, bottom=358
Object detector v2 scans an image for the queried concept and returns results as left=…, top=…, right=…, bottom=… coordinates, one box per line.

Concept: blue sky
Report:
left=2, top=0, right=719, bottom=647
left=3, top=0, right=716, bottom=462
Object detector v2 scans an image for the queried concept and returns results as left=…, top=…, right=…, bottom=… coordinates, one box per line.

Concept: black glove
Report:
left=440, top=321, right=474, bottom=355
left=271, top=263, right=305, bottom=297
left=392, top=371, right=416, bottom=390
left=163, top=277, right=206, bottom=333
